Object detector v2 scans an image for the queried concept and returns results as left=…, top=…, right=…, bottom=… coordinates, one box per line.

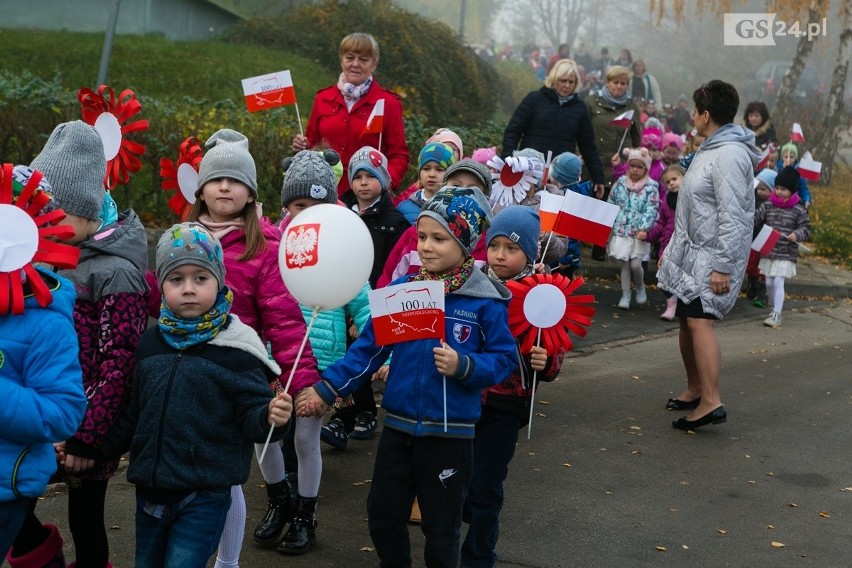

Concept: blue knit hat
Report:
left=488, top=206, right=540, bottom=264
left=550, top=152, right=582, bottom=186
left=755, top=168, right=777, bottom=190
left=418, top=142, right=456, bottom=170
left=348, top=145, right=391, bottom=191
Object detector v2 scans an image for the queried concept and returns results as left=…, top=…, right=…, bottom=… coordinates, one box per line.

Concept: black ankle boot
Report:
left=253, top=479, right=293, bottom=546
left=277, top=496, right=317, bottom=555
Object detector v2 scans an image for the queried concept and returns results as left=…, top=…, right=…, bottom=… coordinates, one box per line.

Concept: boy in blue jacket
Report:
left=297, top=186, right=518, bottom=568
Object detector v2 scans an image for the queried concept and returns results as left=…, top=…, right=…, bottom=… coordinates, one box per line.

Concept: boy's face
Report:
left=285, top=197, right=326, bottom=218
left=351, top=170, right=383, bottom=206
left=755, top=182, right=772, bottom=200
left=419, top=162, right=447, bottom=197
left=200, top=177, right=255, bottom=223
left=445, top=171, right=485, bottom=192
left=416, top=216, right=466, bottom=276
left=487, top=235, right=529, bottom=280
left=162, top=265, right=219, bottom=319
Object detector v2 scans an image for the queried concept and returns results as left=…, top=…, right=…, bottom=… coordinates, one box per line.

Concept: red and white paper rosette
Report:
left=160, top=136, right=203, bottom=219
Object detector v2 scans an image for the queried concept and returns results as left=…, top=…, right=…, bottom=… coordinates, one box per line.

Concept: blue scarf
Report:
left=158, top=287, right=234, bottom=350
left=600, top=84, right=631, bottom=108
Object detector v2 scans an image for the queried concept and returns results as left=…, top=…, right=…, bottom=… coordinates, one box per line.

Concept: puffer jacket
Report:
left=215, top=217, right=321, bottom=395
left=607, top=176, right=660, bottom=237
left=56, top=209, right=149, bottom=480
left=754, top=198, right=810, bottom=263
left=306, top=80, right=409, bottom=195
left=646, top=191, right=676, bottom=257
left=0, top=270, right=87, bottom=501
left=315, top=269, right=518, bottom=439
left=658, top=124, right=760, bottom=318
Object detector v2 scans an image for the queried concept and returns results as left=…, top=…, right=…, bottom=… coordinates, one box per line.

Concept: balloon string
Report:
left=258, top=306, right=320, bottom=464
left=527, top=327, right=543, bottom=441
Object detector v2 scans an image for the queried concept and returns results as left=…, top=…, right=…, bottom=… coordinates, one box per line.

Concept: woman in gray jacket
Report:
left=657, top=80, right=759, bottom=431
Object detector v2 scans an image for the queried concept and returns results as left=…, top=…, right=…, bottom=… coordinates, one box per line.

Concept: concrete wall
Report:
left=0, top=0, right=239, bottom=40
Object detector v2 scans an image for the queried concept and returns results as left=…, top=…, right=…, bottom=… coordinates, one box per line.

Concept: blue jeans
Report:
left=461, top=407, right=522, bottom=568
left=0, top=498, right=31, bottom=559
left=134, top=488, right=231, bottom=568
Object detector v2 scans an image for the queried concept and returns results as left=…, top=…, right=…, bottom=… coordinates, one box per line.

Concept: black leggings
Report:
left=13, top=478, right=110, bottom=568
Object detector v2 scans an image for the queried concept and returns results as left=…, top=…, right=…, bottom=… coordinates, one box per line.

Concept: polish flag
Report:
left=538, top=192, right=561, bottom=233
left=790, top=123, right=805, bottom=143
left=241, top=70, right=296, bottom=113
left=756, top=145, right=771, bottom=170
left=552, top=191, right=620, bottom=247
left=752, top=225, right=781, bottom=256
left=362, top=99, right=385, bottom=136
left=610, top=109, right=634, bottom=129
left=368, top=281, right=445, bottom=345
left=797, top=151, right=822, bottom=182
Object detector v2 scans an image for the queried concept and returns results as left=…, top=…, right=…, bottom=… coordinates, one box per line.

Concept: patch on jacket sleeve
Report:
left=452, top=323, right=472, bottom=343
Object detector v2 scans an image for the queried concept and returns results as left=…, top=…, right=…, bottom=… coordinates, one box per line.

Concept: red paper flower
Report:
left=506, top=273, right=596, bottom=354
left=78, top=85, right=149, bottom=190
left=0, top=164, right=80, bottom=315
left=160, top=137, right=203, bottom=219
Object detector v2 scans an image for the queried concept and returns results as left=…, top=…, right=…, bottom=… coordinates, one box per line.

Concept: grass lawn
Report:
left=810, top=164, right=852, bottom=270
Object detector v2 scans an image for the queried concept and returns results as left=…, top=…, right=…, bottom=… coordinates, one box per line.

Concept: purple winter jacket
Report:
left=646, top=192, right=675, bottom=257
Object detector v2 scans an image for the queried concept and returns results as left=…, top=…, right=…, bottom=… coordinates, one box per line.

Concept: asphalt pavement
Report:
left=33, top=255, right=852, bottom=567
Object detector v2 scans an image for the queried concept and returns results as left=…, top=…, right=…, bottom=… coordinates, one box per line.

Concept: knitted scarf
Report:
left=625, top=172, right=649, bottom=192
left=770, top=192, right=800, bottom=209
left=600, top=84, right=631, bottom=107
left=412, top=256, right=475, bottom=294
left=198, top=213, right=244, bottom=240
left=337, top=74, right=373, bottom=111
left=159, top=288, right=233, bottom=350
left=485, top=263, right=535, bottom=284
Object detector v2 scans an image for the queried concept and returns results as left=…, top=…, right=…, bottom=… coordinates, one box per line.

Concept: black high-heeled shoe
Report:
left=672, top=406, right=727, bottom=430
left=665, top=396, right=701, bottom=411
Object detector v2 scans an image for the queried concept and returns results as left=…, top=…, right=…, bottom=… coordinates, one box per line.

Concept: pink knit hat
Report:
left=662, top=132, right=685, bottom=151
left=641, top=127, right=663, bottom=151
left=471, top=146, right=497, bottom=165
left=426, top=128, right=463, bottom=160
left=627, top=147, right=652, bottom=171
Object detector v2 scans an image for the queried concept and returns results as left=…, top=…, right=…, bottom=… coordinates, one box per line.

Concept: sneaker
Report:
left=763, top=312, right=782, bottom=328
left=617, top=292, right=631, bottom=310
left=320, top=418, right=348, bottom=449
left=635, top=286, right=648, bottom=305
left=349, top=412, right=377, bottom=440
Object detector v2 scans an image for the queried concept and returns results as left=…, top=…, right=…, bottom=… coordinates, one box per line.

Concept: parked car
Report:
left=744, top=61, right=824, bottom=109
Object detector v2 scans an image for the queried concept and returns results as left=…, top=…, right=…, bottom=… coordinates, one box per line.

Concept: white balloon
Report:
left=278, top=204, right=374, bottom=310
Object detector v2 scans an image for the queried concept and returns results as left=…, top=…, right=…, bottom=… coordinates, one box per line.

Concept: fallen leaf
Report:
left=353, top=481, right=365, bottom=486
left=669, top=508, right=679, bottom=512
left=631, top=450, right=641, bottom=455
left=561, top=463, right=572, bottom=467
left=629, top=426, right=641, bottom=430
left=682, top=544, right=689, bottom=549
left=745, top=454, right=751, bottom=459
left=632, top=375, right=640, bottom=379
left=109, top=525, right=121, bottom=530
left=765, top=472, right=774, bottom=476
left=539, top=400, right=550, bottom=405
left=655, top=546, right=666, bottom=552
left=605, top=491, right=613, bottom=495
left=528, top=452, right=536, bottom=456
left=718, top=529, right=727, bottom=535
left=360, top=546, right=375, bottom=552
left=767, top=524, right=775, bottom=529
left=771, top=541, right=785, bottom=548
left=841, top=487, right=852, bottom=492
left=535, top=412, right=546, bottom=417
left=788, top=503, right=798, bottom=508
left=819, top=511, right=830, bottom=518
left=748, top=480, right=756, bottom=484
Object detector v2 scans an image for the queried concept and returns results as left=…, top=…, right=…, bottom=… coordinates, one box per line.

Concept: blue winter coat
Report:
left=301, top=283, right=371, bottom=372
left=315, top=269, right=518, bottom=439
left=0, top=270, right=87, bottom=501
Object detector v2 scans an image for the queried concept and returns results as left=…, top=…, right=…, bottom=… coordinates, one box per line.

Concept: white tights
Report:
left=620, top=258, right=644, bottom=293
left=765, top=275, right=786, bottom=313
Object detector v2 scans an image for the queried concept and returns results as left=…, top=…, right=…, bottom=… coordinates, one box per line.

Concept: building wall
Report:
left=0, top=0, right=239, bottom=40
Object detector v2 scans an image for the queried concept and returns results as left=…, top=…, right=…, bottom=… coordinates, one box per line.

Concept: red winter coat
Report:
left=306, top=80, right=409, bottom=195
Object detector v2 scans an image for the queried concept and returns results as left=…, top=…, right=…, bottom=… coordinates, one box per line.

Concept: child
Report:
left=746, top=169, right=777, bottom=308
left=296, top=186, right=517, bottom=568
left=462, top=206, right=565, bottom=568
left=643, top=164, right=683, bottom=320
left=427, top=127, right=464, bottom=161
left=98, top=223, right=293, bottom=567
left=0, top=174, right=87, bottom=563
left=548, top=151, right=593, bottom=278
left=397, top=142, right=457, bottom=224
left=12, top=120, right=150, bottom=568
left=377, top=158, right=493, bottom=288
left=661, top=132, right=685, bottom=166
left=754, top=166, right=811, bottom=328
left=186, top=128, right=321, bottom=567
left=607, top=147, right=660, bottom=310
left=680, top=129, right=705, bottom=171
left=777, top=143, right=813, bottom=208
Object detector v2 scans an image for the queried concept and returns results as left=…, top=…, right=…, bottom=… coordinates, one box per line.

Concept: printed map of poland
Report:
left=384, top=286, right=441, bottom=336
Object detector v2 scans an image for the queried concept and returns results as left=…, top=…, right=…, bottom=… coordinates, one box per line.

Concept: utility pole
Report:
left=97, top=0, right=122, bottom=86
left=459, top=0, right=467, bottom=40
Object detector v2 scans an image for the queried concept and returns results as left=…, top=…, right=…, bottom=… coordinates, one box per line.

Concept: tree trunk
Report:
left=810, top=1, right=852, bottom=185
left=772, top=0, right=826, bottom=127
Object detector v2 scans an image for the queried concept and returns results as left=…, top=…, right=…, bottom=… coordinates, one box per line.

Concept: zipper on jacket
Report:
left=152, top=352, right=182, bottom=488
left=11, top=447, right=30, bottom=499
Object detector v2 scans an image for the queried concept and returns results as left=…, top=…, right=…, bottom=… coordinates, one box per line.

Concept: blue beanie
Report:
left=550, top=152, right=582, bottom=186
left=487, top=206, right=540, bottom=264
left=755, top=168, right=777, bottom=190
left=418, top=142, right=456, bottom=170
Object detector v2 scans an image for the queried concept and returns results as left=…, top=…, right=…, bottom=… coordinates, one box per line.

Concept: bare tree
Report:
left=527, top=0, right=588, bottom=48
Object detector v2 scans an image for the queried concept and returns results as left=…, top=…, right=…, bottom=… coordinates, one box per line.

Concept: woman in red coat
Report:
left=291, top=33, right=410, bottom=196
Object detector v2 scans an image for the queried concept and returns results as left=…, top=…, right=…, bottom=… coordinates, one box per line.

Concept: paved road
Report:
left=34, top=278, right=851, bottom=567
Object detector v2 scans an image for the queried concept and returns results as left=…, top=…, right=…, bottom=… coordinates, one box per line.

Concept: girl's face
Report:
left=663, top=171, right=683, bottom=193
left=747, top=111, right=763, bottom=128
left=774, top=185, right=793, bottom=200
left=607, top=77, right=628, bottom=98
left=445, top=171, right=486, bottom=192
left=416, top=216, right=466, bottom=276
left=419, top=162, right=447, bottom=198
left=162, top=265, right=219, bottom=319
left=200, top=177, right=255, bottom=223
left=58, top=213, right=100, bottom=244
left=766, top=152, right=778, bottom=170
left=782, top=152, right=797, bottom=167
left=662, top=146, right=681, bottom=164
left=351, top=170, right=383, bottom=206
left=628, top=160, right=647, bottom=182
left=756, top=182, right=772, bottom=201
left=487, top=235, right=529, bottom=280
left=285, top=197, right=325, bottom=218
left=341, top=51, right=377, bottom=86
left=555, top=72, right=578, bottom=97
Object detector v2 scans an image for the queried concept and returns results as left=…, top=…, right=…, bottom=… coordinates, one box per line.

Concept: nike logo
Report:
left=438, top=468, right=457, bottom=487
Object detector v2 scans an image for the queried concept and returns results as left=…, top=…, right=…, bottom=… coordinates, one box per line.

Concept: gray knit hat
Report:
left=443, top=159, right=493, bottom=197
left=347, top=146, right=391, bottom=191
left=281, top=149, right=341, bottom=206
left=156, top=222, right=226, bottom=291
left=30, top=120, right=106, bottom=221
left=197, top=129, right=257, bottom=196
left=418, top=186, right=493, bottom=256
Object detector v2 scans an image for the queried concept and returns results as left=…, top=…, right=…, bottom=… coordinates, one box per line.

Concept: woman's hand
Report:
left=529, top=345, right=548, bottom=372
left=291, top=134, right=309, bottom=153
left=594, top=183, right=605, bottom=199
left=433, top=342, right=461, bottom=376
left=710, top=271, right=731, bottom=295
